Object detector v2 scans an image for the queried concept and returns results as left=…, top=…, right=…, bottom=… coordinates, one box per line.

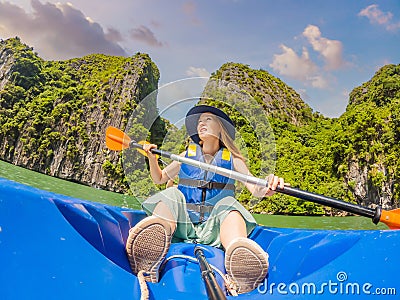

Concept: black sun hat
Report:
left=185, top=105, right=235, bottom=144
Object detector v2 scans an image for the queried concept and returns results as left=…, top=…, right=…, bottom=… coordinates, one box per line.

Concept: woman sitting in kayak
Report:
left=126, top=105, right=284, bottom=294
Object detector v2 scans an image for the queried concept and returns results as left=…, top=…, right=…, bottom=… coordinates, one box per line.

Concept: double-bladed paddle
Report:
left=106, top=126, right=400, bottom=229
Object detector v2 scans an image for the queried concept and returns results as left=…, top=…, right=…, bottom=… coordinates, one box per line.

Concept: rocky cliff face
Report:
left=339, top=64, right=400, bottom=210
left=345, top=160, right=394, bottom=209
left=211, top=63, right=314, bottom=126
left=0, top=42, right=14, bottom=91
left=0, top=38, right=159, bottom=192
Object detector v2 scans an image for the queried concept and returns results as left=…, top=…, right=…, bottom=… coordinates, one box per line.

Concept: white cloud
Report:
left=308, top=75, right=329, bottom=89
left=358, top=4, right=400, bottom=31
left=270, top=25, right=347, bottom=89
left=270, top=45, right=317, bottom=81
left=130, top=25, right=165, bottom=47
left=0, top=0, right=126, bottom=60
left=182, top=1, right=202, bottom=26
left=106, top=27, right=124, bottom=43
left=341, top=89, right=350, bottom=99
left=359, top=4, right=392, bottom=25
left=386, top=22, right=400, bottom=31
left=185, top=66, right=210, bottom=77
left=302, top=25, right=345, bottom=70
left=270, top=44, right=330, bottom=88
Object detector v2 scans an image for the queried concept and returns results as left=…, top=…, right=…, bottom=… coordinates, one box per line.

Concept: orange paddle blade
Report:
left=380, top=208, right=400, bottom=229
left=105, top=126, right=131, bottom=151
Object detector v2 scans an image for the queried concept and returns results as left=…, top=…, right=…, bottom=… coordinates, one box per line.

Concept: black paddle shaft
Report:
left=194, top=247, right=227, bottom=300
left=131, top=141, right=382, bottom=224
left=277, top=186, right=382, bottom=224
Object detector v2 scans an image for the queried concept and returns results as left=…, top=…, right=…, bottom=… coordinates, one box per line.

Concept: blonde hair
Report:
left=199, top=116, right=245, bottom=161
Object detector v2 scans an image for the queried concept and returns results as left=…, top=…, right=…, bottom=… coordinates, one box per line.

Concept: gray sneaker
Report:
left=125, top=216, right=172, bottom=283
left=225, top=237, right=269, bottom=294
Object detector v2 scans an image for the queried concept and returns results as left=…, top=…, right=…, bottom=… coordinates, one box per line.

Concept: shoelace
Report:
left=137, top=270, right=150, bottom=300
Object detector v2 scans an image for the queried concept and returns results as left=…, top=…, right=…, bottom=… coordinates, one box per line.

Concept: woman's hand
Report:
left=264, top=174, right=285, bottom=196
left=142, top=143, right=158, bottom=161
left=252, top=174, right=285, bottom=197
left=233, top=158, right=285, bottom=198
left=142, top=143, right=182, bottom=185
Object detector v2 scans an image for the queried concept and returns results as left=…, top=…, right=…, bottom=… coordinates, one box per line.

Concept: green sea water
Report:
left=0, top=159, right=388, bottom=230
left=0, top=159, right=141, bottom=210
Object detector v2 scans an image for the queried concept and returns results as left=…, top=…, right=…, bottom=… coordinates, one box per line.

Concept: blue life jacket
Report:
left=178, top=144, right=235, bottom=223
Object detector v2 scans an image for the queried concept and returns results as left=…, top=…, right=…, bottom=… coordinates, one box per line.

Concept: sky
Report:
left=0, top=0, right=399, bottom=118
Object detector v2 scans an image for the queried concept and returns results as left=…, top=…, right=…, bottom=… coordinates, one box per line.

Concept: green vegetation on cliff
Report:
left=333, top=65, right=400, bottom=209
left=1, top=38, right=399, bottom=215
left=207, top=63, right=400, bottom=215
left=0, top=37, right=160, bottom=192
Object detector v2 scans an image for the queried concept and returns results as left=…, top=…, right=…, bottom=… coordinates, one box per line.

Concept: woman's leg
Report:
left=126, top=188, right=182, bottom=282
left=125, top=215, right=173, bottom=283
left=220, top=210, right=247, bottom=249
left=217, top=204, right=269, bottom=294
left=152, top=201, right=177, bottom=232
left=126, top=187, right=195, bottom=282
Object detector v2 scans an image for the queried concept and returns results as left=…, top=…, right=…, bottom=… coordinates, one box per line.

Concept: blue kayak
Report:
left=0, top=177, right=398, bottom=299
